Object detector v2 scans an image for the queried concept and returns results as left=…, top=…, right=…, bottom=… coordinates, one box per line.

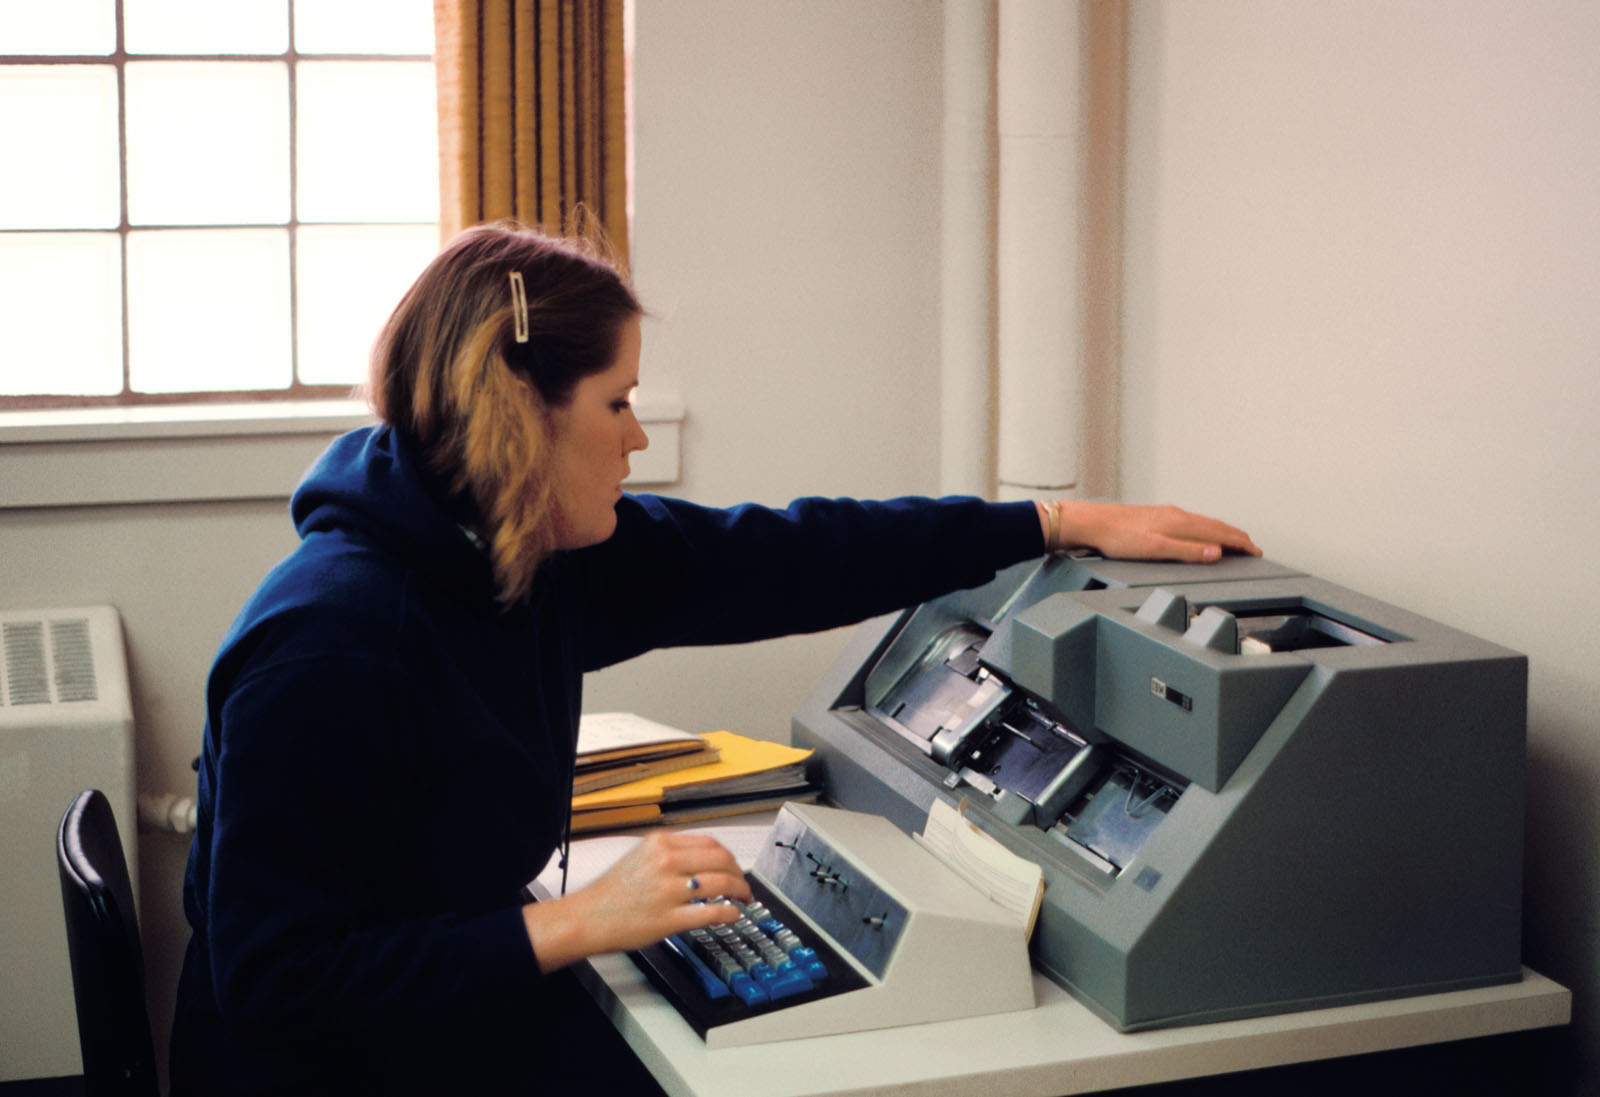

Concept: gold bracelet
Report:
left=1045, top=499, right=1061, bottom=554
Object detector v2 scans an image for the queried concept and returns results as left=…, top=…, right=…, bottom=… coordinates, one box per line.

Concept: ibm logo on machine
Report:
left=1150, top=677, right=1193, bottom=713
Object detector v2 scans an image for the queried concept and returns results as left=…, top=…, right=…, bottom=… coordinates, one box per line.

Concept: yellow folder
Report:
left=570, top=730, right=813, bottom=812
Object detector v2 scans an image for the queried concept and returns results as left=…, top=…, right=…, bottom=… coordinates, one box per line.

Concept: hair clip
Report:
left=508, top=270, right=529, bottom=343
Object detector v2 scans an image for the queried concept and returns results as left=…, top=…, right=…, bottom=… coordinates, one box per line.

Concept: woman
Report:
left=170, top=222, right=1259, bottom=1094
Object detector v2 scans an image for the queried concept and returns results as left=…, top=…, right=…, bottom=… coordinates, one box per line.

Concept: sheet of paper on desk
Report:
left=576, top=711, right=708, bottom=767
left=530, top=823, right=772, bottom=897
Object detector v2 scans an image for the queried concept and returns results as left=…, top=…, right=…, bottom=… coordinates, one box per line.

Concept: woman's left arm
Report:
left=574, top=494, right=1260, bottom=670
left=575, top=494, right=1045, bottom=668
left=1035, top=500, right=1261, bottom=563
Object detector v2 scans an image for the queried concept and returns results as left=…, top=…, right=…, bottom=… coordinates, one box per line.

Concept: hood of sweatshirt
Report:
left=288, top=425, right=502, bottom=610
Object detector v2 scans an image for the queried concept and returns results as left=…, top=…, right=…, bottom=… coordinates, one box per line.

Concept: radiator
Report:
left=0, top=605, right=135, bottom=1082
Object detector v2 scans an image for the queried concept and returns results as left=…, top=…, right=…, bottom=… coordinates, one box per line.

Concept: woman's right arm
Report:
left=520, top=830, right=752, bottom=971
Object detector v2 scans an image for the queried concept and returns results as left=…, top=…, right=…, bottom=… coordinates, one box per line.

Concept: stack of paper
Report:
left=574, top=712, right=721, bottom=796
left=915, top=798, right=1046, bottom=938
left=570, top=727, right=818, bottom=834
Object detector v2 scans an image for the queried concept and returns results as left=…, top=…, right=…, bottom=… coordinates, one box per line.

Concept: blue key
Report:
left=790, top=946, right=828, bottom=980
left=663, top=935, right=730, bottom=1000
left=729, top=971, right=769, bottom=1005
left=761, top=960, right=814, bottom=1000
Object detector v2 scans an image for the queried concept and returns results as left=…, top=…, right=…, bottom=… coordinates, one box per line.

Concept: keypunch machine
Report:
left=792, top=553, right=1526, bottom=1032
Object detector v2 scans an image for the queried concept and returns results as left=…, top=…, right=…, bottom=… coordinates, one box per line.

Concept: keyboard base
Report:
left=628, top=875, right=870, bottom=1040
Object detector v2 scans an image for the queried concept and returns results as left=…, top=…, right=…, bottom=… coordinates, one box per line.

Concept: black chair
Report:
left=57, top=789, right=160, bottom=1097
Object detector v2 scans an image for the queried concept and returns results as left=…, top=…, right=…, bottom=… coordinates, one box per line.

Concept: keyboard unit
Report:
left=628, top=802, right=1035, bottom=1048
left=631, top=875, right=869, bottom=1036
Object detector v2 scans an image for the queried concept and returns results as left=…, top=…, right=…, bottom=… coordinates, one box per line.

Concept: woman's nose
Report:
left=626, top=412, right=649, bottom=454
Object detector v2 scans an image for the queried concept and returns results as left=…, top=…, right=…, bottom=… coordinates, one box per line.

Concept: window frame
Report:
left=0, top=2, right=438, bottom=410
left=0, top=0, right=680, bottom=506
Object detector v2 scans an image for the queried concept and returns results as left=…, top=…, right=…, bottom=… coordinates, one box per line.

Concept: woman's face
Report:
left=547, top=316, right=648, bottom=550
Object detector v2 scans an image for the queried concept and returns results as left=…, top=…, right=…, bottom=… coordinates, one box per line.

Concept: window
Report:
left=0, top=0, right=439, bottom=408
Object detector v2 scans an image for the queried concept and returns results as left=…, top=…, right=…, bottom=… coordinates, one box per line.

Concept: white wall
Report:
left=1119, top=0, right=1600, bottom=1083
left=582, top=0, right=949, bottom=738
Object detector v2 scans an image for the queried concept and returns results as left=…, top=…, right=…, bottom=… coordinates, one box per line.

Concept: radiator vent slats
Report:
left=2, top=618, right=99, bottom=706
left=3, top=621, right=49, bottom=706
left=51, top=619, right=98, bottom=702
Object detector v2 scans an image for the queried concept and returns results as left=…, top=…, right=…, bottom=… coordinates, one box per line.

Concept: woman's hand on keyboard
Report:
left=521, top=830, right=754, bottom=972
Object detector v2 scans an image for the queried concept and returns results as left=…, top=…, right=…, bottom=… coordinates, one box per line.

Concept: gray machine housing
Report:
left=792, top=554, right=1526, bottom=1031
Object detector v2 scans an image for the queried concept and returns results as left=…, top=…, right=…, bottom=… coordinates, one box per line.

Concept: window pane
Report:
left=0, top=234, right=122, bottom=397
left=295, top=0, right=435, bottom=55
left=127, top=229, right=291, bottom=393
left=126, top=62, right=290, bottom=226
left=0, top=0, right=115, bottom=55
left=297, top=61, right=438, bottom=223
left=125, top=0, right=288, bottom=55
left=0, top=68, right=120, bottom=229
left=297, top=225, right=437, bottom=385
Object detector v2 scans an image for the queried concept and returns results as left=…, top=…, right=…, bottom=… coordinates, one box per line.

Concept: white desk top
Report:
left=576, top=956, right=1565, bottom=1097
left=541, top=820, right=1571, bottom=1097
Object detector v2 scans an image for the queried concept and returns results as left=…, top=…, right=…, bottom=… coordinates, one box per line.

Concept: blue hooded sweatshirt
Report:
left=170, top=425, right=1044, bottom=1094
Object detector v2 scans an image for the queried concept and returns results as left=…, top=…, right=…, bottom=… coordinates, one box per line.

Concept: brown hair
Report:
left=368, top=218, right=641, bottom=604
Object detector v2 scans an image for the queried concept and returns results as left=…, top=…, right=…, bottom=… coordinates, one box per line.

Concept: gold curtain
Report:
left=433, top=0, right=629, bottom=263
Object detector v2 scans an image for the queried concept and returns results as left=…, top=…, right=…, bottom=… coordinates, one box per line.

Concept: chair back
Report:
left=57, top=788, right=160, bottom=1097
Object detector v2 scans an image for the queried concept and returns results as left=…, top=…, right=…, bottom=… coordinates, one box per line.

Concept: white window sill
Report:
left=0, top=399, right=379, bottom=444
left=0, top=395, right=683, bottom=509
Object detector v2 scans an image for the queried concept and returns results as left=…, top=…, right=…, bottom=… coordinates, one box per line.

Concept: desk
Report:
left=540, top=822, right=1570, bottom=1097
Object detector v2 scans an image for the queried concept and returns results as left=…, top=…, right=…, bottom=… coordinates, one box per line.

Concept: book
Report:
left=569, top=730, right=818, bottom=834
left=569, top=786, right=821, bottom=835
left=572, top=743, right=722, bottom=796
left=575, top=711, right=709, bottom=770
left=571, top=731, right=812, bottom=811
